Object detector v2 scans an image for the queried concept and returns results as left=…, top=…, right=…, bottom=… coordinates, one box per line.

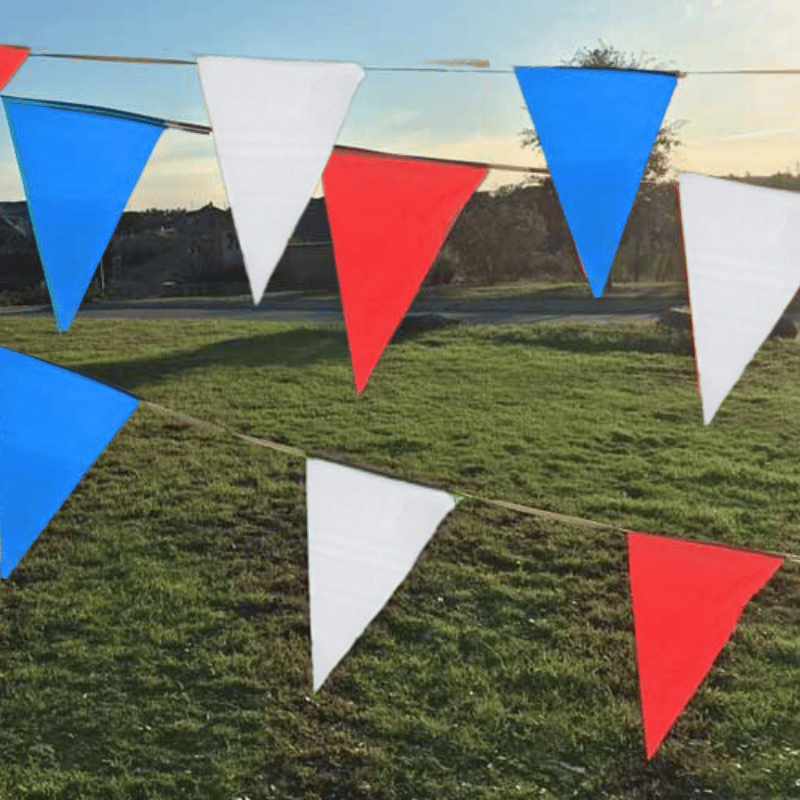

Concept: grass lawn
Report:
left=0, top=314, right=798, bottom=799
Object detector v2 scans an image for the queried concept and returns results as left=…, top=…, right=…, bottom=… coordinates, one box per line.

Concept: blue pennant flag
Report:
left=2, top=97, right=166, bottom=330
left=0, top=347, right=138, bottom=578
left=514, top=67, right=677, bottom=297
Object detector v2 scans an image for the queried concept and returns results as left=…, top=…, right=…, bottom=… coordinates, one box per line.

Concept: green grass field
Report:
left=0, top=314, right=798, bottom=799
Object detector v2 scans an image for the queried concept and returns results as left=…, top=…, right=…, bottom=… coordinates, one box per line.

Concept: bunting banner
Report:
left=678, top=173, right=800, bottom=424
left=0, top=347, right=139, bottom=578
left=306, top=458, right=458, bottom=691
left=2, top=97, right=165, bottom=331
left=627, top=531, right=783, bottom=760
left=196, top=57, right=365, bottom=306
left=323, top=147, right=487, bottom=393
left=514, top=67, right=676, bottom=297
left=2, top=45, right=800, bottom=770
left=0, top=45, right=29, bottom=92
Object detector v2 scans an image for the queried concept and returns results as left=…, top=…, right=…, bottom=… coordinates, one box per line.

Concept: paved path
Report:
left=0, top=293, right=685, bottom=326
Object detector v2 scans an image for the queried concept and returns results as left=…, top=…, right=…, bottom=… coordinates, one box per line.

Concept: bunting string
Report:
left=0, top=40, right=797, bottom=761
left=14, top=47, right=800, bottom=76
left=0, top=95, right=566, bottom=175
left=0, top=95, right=210, bottom=136
left=1, top=39, right=799, bottom=768
left=140, top=400, right=800, bottom=566
left=2, top=50, right=788, bottom=178
left=0, top=104, right=634, bottom=180
left=333, top=144, right=550, bottom=175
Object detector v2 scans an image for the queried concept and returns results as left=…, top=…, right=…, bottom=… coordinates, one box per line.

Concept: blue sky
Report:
left=1, top=0, right=799, bottom=209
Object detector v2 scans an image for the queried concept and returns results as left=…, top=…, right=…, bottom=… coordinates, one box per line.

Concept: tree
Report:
left=519, top=41, right=685, bottom=287
left=432, top=186, right=552, bottom=285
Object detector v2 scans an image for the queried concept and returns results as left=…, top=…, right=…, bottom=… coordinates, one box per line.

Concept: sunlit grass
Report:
left=0, top=315, right=797, bottom=799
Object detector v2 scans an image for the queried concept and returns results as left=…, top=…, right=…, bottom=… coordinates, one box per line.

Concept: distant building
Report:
left=0, top=201, right=31, bottom=239
left=0, top=204, right=42, bottom=290
left=171, top=203, right=243, bottom=277
left=270, top=242, right=337, bottom=291
left=0, top=198, right=344, bottom=294
left=222, top=230, right=242, bottom=269
left=290, top=198, right=331, bottom=242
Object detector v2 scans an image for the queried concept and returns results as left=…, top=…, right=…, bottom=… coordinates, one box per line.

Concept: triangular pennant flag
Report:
left=323, top=148, right=487, bottom=393
left=197, top=57, right=365, bottom=305
left=2, top=97, right=165, bottom=331
left=678, top=173, right=800, bottom=424
left=514, top=67, right=676, bottom=296
left=306, top=459, right=457, bottom=691
left=0, top=347, right=138, bottom=578
left=0, top=46, right=29, bottom=91
left=627, top=531, right=782, bottom=760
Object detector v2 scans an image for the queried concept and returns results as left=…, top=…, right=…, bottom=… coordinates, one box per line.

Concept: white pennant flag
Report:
left=306, top=459, right=458, bottom=692
left=197, top=57, right=365, bottom=305
left=679, top=173, right=800, bottom=424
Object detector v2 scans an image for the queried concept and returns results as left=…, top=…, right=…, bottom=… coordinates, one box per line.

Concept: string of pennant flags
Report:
left=0, top=349, right=794, bottom=762
left=3, top=46, right=797, bottom=412
left=14, top=42, right=800, bottom=74
left=1, top=43, right=800, bottom=761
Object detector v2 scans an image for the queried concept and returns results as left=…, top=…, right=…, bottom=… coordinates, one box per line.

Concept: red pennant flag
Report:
left=628, top=531, right=782, bottom=760
left=0, top=46, right=29, bottom=92
left=323, top=147, right=487, bottom=394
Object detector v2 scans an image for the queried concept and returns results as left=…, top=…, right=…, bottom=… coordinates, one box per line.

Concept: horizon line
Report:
left=1, top=169, right=799, bottom=212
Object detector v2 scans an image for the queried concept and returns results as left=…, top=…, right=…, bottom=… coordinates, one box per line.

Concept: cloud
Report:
left=419, top=135, right=546, bottom=191
left=674, top=133, right=800, bottom=175
left=130, top=152, right=227, bottom=210
left=135, top=132, right=548, bottom=205
left=687, top=127, right=800, bottom=143
left=0, top=129, right=227, bottom=211
left=147, top=129, right=218, bottom=163
left=317, top=134, right=546, bottom=196
left=386, top=109, right=423, bottom=126
left=2, top=130, right=545, bottom=210
left=0, top=173, right=23, bottom=199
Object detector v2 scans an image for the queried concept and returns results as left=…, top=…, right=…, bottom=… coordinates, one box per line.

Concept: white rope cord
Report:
left=141, top=401, right=800, bottom=566
left=18, top=49, right=800, bottom=76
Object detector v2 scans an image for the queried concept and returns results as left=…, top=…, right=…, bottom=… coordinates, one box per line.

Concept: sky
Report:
left=0, top=0, right=799, bottom=210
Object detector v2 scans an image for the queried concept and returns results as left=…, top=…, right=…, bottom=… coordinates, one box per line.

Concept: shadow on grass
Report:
left=71, top=328, right=351, bottom=391
left=417, top=281, right=687, bottom=302
left=613, top=758, right=714, bottom=800
left=489, top=324, right=694, bottom=357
